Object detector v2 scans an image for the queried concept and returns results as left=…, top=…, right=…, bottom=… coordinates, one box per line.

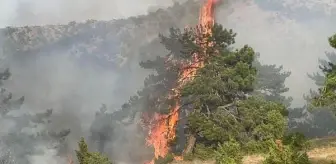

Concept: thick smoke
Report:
left=216, top=0, right=336, bottom=106
left=0, top=0, right=335, bottom=163
left=0, top=0, right=198, bottom=163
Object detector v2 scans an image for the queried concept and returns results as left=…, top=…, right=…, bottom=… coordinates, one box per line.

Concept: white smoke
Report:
left=0, top=0, right=175, bottom=27
left=218, top=0, right=336, bottom=106
left=28, top=145, right=67, bottom=164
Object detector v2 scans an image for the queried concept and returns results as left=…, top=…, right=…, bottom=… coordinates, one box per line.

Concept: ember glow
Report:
left=143, top=0, right=218, bottom=163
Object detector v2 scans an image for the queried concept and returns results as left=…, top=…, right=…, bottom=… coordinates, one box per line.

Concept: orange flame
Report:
left=143, top=0, right=218, bottom=163
left=200, top=0, right=217, bottom=28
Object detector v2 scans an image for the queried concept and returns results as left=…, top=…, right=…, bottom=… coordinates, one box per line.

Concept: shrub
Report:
left=193, top=144, right=216, bottom=160
left=243, top=140, right=269, bottom=154
left=154, top=154, right=174, bottom=164
left=215, top=140, right=243, bottom=164
left=263, top=135, right=310, bottom=164
left=75, top=137, right=113, bottom=164
left=283, top=132, right=310, bottom=151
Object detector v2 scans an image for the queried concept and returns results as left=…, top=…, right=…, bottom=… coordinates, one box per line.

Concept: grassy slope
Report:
left=243, top=137, right=336, bottom=164
left=172, top=137, right=336, bottom=164
left=242, top=136, right=336, bottom=164
left=307, top=137, right=336, bottom=164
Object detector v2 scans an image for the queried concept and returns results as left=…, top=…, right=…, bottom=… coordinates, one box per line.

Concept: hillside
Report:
left=242, top=137, right=336, bottom=164
left=0, top=0, right=203, bottom=113
left=0, top=0, right=200, bottom=70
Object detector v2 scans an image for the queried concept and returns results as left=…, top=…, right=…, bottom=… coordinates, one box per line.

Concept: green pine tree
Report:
left=0, top=68, right=71, bottom=163
left=290, top=34, right=336, bottom=138
left=305, top=48, right=336, bottom=102
left=106, top=23, right=288, bottom=162
left=263, top=133, right=311, bottom=164
left=311, top=33, right=336, bottom=111
left=177, top=25, right=287, bottom=159
left=76, top=137, right=113, bottom=164
left=253, top=54, right=292, bottom=107
left=330, top=34, right=336, bottom=48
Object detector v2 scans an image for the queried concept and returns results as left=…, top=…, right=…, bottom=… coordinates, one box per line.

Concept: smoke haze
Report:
left=1, top=0, right=175, bottom=27
left=0, top=0, right=333, bottom=105
left=217, top=0, right=336, bottom=106
left=0, top=0, right=335, bottom=163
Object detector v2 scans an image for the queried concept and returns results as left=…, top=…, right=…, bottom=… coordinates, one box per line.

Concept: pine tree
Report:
left=0, top=68, right=71, bottom=164
left=75, top=137, right=112, bottom=164
left=253, top=54, right=292, bottom=107
left=288, top=105, right=336, bottom=138
left=135, top=24, right=237, bottom=116
left=1, top=109, right=71, bottom=164
left=0, top=68, right=24, bottom=116
left=290, top=34, right=336, bottom=138
left=165, top=24, right=287, bottom=158
left=311, top=34, right=336, bottom=111
left=305, top=51, right=336, bottom=102
left=89, top=103, right=152, bottom=162
left=106, top=23, right=287, bottom=162
left=89, top=105, right=114, bottom=153
left=330, top=34, right=336, bottom=49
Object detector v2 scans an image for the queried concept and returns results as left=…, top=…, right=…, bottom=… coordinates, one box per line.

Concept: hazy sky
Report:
left=0, top=0, right=174, bottom=27
left=0, top=0, right=16, bottom=27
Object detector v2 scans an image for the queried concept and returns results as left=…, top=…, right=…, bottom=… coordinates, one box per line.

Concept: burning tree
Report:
left=139, top=1, right=222, bottom=162
left=96, top=0, right=288, bottom=163
left=138, top=2, right=288, bottom=164
left=93, top=0, right=292, bottom=163
left=136, top=22, right=288, bottom=162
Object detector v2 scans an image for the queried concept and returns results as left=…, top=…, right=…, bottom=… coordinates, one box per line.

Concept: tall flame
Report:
left=144, top=0, right=218, bottom=163
left=200, top=0, right=217, bottom=29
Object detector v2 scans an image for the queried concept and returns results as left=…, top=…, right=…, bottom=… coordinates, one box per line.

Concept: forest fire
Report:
left=143, top=0, right=218, bottom=163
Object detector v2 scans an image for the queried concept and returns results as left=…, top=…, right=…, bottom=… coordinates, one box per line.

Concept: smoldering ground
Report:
left=0, top=0, right=335, bottom=163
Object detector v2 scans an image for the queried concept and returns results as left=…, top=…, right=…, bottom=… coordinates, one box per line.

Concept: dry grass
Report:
left=173, top=137, right=336, bottom=164
left=240, top=146, right=336, bottom=164
left=171, top=159, right=215, bottom=164
left=309, top=136, right=336, bottom=149
left=308, top=147, right=336, bottom=164
left=242, top=155, right=264, bottom=164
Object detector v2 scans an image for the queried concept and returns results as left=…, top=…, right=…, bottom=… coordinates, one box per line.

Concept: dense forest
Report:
left=0, top=0, right=336, bottom=164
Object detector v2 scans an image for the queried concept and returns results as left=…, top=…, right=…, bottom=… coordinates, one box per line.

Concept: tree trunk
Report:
left=183, top=134, right=196, bottom=156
